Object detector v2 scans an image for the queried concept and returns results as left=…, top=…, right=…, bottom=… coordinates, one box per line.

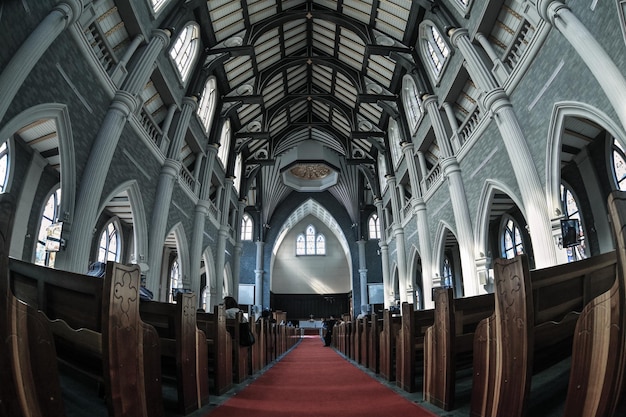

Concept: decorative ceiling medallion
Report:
left=289, top=163, right=332, bottom=180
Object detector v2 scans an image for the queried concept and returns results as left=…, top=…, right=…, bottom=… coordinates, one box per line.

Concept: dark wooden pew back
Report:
left=8, top=256, right=161, bottom=417
left=140, top=294, right=209, bottom=415
left=396, top=303, right=435, bottom=392
left=197, top=305, right=233, bottom=395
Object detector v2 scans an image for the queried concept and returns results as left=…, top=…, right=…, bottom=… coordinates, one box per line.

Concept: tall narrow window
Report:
left=217, top=119, right=231, bottom=169
left=442, top=256, right=453, bottom=288
left=0, top=141, right=8, bottom=193
left=501, top=215, right=524, bottom=259
left=296, top=224, right=325, bottom=255
left=560, top=183, right=587, bottom=261
left=241, top=213, right=253, bottom=241
left=613, top=139, right=626, bottom=190
left=402, top=75, right=422, bottom=136
left=169, top=23, right=200, bottom=83
left=378, top=153, right=387, bottom=192
left=389, top=118, right=403, bottom=166
left=35, top=188, right=61, bottom=267
left=149, top=0, right=170, bottom=13
left=234, top=153, right=242, bottom=194
left=369, top=213, right=381, bottom=240
left=197, top=77, right=217, bottom=132
left=421, top=23, right=450, bottom=81
left=98, top=220, right=120, bottom=263
left=169, top=258, right=182, bottom=303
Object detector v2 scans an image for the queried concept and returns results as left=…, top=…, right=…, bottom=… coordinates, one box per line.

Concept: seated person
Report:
left=224, top=296, right=247, bottom=322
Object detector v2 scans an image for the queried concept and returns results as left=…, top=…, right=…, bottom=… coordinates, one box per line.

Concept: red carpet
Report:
left=205, top=336, right=437, bottom=417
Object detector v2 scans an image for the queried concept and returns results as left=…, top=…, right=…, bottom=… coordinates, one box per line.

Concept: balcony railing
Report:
left=84, top=23, right=117, bottom=74
left=139, top=107, right=162, bottom=146
left=424, top=162, right=443, bottom=191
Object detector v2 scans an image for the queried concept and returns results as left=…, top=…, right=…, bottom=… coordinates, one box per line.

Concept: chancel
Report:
left=2, top=0, right=626, bottom=416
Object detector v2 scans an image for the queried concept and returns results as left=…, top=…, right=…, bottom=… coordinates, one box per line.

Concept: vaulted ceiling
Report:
left=192, top=0, right=426, bottom=224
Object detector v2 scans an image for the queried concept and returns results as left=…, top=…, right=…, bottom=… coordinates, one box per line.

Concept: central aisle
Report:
left=204, top=335, right=437, bottom=417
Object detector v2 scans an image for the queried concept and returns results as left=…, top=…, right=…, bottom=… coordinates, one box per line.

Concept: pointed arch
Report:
left=433, top=221, right=456, bottom=284
left=546, top=101, right=626, bottom=217
left=407, top=244, right=424, bottom=309
left=0, top=103, right=76, bottom=221
left=99, top=180, right=149, bottom=268
left=474, top=179, right=525, bottom=261
left=165, top=222, right=191, bottom=292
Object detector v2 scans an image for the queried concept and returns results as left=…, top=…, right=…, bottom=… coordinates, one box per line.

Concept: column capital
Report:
left=182, top=95, right=198, bottom=111
left=111, top=90, right=138, bottom=115
left=151, top=28, right=172, bottom=47
left=422, top=94, right=439, bottom=109
left=536, top=0, right=568, bottom=24
left=481, top=87, right=510, bottom=112
left=56, top=0, right=86, bottom=26
left=448, top=27, right=469, bottom=47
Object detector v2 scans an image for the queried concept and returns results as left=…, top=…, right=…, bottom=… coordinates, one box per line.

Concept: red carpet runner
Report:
left=205, top=335, right=437, bottom=417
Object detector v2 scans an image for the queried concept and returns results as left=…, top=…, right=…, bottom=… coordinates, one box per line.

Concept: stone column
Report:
left=254, top=240, right=265, bottom=312
left=0, top=0, right=84, bottom=122
left=58, top=29, right=170, bottom=273
left=386, top=175, right=408, bottom=304
left=450, top=28, right=557, bottom=268
left=374, top=198, right=392, bottom=309
left=215, top=178, right=234, bottom=301
left=424, top=94, right=479, bottom=296
left=191, top=144, right=219, bottom=308
left=357, top=239, right=369, bottom=315
left=232, top=199, right=247, bottom=293
left=536, top=0, right=626, bottom=132
left=401, top=141, right=434, bottom=309
left=145, top=97, right=197, bottom=298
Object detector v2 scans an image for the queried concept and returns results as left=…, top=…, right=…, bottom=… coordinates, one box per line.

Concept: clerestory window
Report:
left=169, top=23, right=200, bottom=84
left=296, top=225, right=326, bottom=255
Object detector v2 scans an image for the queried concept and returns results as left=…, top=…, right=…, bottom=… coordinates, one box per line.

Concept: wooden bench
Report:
left=226, top=311, right=250, bottom=383
left=367, top=313, right=381, bottom=374
left=396, top=303, right=435, bottom=392
left=423, top=288, right=494, bottom=409
left=8, top=256, right=162, bottom=417
left=379, top=309, right=402, bottom=381
left=196, top=305, right=233, bottom=395
left=139, top=294, right=209, bottom=414
left=470, top=246, right=618, bottom=417
left=560, top=191, right=626, bottom=417
left=0, top=193, right=66, bottom=417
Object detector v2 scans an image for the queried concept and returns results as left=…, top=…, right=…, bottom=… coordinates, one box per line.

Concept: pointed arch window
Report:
left=98, top=219, right=121, bottom=263
left=0, top=140, right=8, bottom=193
left=369, top=213, right=381, bottom=240
left=169, top=23, right=200, bottom=84
left=442, top=256, right=453, bottom=288
left=389, top=118, right=403, bottom=166
left=241, top=213, right=253, bottom=241
left=560, top=183, right=587, bottom=261
left=296, top=224, right=326, bottom=255
left=378, top=153, right=387, bottom=192
left=613, top=139, right=626, bottom=190
left=197, top=77, right=217, bottom=133
left=35, top=188, right=61, bottom=267
left=169, top=257, right=182, bottom=303
left=501, top=215, right=524, bottom=259
left=401, top=76, right=422, bottom=136
left=217, top=119, right=231, bottom=169
left=149, top=0, right=170, bottom=13
left=421, top=23, right=451, bottom=81
left=234, top=153, right=242, bottom=194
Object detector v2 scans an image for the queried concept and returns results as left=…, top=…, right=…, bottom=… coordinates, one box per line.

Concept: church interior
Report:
left=3, top=0, right=626, bottom=416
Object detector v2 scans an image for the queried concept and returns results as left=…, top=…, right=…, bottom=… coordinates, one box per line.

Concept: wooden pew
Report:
left=470, top=248, right=618, bottom=417
left=250, top=316, right=265, bottom=374
left=423, top=288, right=494, bottom=409
left=396, top=303, right=435, bottom=393
left=368, top=312, right=381, bottom=374
left=0, top=193, right=65, bottom=417
left=561, top=191, right=626, bottom=417
left=226, top=311, right=250, bottom=383
left=196, top=305, right=233, bottom=395
left=139, top=294, right=209, bottom=414
left=379, top=309, right=402, bottom=381
left=8, top=256, right=162, bottom=417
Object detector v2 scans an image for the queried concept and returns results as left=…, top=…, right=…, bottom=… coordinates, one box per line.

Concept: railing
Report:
left=458, top=106, right=481, bottom=146
left=179, top=165, right=198, bottom=194
left=83, top=23, right=117, bottom=74
left=139, top=107, right=162, bottom=146
left=424, top=162, right=443, bottom=191
left=504, top=20, right=535, bottom=73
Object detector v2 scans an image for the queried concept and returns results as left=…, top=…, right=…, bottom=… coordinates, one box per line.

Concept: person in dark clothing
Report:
left=323, top=315, right=337, bottom=347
